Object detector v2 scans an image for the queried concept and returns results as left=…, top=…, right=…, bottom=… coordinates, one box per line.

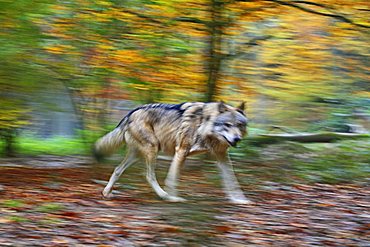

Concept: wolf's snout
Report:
left=229, top=137, right=241, bottom=147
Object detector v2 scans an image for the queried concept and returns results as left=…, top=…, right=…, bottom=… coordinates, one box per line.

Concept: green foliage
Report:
left=35, top=203, right=64, bottom=213
left=2, top=199, right=25, bottom=208
left=0, top=0, right=368, bottom=161
left=0, top=0, right=56, bottom=156
left=232, top=138, right=369, bottom=184
left=306, top=97, right=370, bottom=132
left=6, top=216, right=30, bottom=223
left=293, top=141, right=370, bottom=183
left=0, top=136, right=89, bottom=157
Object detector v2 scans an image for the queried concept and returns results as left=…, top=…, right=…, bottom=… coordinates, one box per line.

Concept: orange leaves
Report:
left=145, top=4, right=177, bottom=18
left=38, top=0, right=369, bottom=109
left=175, top=22, right=208, bottom=37
left=113, top=50, right=149, bottom=65
left=229, top=1, right=284, bottom=22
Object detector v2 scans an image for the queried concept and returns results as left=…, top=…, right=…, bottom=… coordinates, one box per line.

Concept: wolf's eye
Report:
left=224, top=123, right=232, bottom=128
left=236, top=122, right=246, bottom=129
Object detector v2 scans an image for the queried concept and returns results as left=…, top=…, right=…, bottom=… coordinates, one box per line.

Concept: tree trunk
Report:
left=59, top=79, right=88, bottom=142
left=3, top=129, right=16, bottom=157
left=204, top=0, right=224, bottom=102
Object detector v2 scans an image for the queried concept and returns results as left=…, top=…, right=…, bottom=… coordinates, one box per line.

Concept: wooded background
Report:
left=0, top=0, right=369, bottom=156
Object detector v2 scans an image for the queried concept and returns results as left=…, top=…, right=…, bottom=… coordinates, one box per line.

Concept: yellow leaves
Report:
left=36, top=0, right=368, bottom=109
left=91, top=12, right=111, bottom=22
left=147, top=5, right=176, bottom=18
left=175, top=22, right=207, bottom=37
left=96, top=0, right=113, bottom=7
left=234, top=1, right=267, bottom=9
left=335, top=22, right=353, bottom=29
left=113, top=50, right=149, bottom=64
left=50, top=5, right=69, bottom=14
left=75, top=12, right=91, bottom=20
left=0, top=107, right=29, bottom=129
left=0, top=18, right=19, bottom=29
left=45, top=45, right=74, bottom=54
left=132, top=84, right=150, bottom=91
left=354, top=19, right=370, bottom=27
left=114, top=11, right=138, bottom=21
left=97, top=43, right=114, bottom=51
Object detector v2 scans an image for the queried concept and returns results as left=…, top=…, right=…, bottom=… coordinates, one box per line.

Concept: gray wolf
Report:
left=94, top=102, right=249, bottom=204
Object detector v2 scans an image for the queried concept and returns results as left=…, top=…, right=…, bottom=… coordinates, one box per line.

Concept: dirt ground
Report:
left=0, top=156, right=369, bottom=246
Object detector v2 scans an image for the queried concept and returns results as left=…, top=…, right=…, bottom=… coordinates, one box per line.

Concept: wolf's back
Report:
left=93, top=127, right=126, bottom=161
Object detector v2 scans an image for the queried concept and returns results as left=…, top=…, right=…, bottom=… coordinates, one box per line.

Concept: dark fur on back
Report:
left=116, top=103, right=185, bottom=128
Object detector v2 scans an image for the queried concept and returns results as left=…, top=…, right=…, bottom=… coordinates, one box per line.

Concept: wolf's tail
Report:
left=93, top=125, right=126, bottom=161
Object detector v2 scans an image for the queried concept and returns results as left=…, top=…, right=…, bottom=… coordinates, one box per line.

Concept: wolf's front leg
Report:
left=164, top=148, right=187, bottom=200
left=145, top=150, right=185, bottom=202
left=216, top=152, right=250, bottom=204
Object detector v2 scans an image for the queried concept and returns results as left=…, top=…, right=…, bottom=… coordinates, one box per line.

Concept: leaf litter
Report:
left=0, top=156, right=369, bottom=246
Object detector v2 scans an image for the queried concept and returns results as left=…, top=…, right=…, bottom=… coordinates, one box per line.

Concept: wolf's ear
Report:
left=237, top=101, right=246, bottom=112
left=218, top=101, right=227, bottom=113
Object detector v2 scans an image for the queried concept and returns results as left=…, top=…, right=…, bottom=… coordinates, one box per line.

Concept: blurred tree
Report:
left=40, top=0, right=369, bottom=132
left=148, top=0, right=369, bottom=104
left=0, top=0, right=52, bottom=156
left=227, top=0, right=369, bottom=127
left=1, top=0, right=368, bottom=157
left=42, top=0, right=205, bottom=133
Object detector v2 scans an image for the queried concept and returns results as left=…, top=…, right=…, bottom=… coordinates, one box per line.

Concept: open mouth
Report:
left=223, top=136, right=237, bottom=147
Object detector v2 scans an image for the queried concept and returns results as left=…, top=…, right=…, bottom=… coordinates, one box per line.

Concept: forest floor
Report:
left=0, top=155, right=369, bottom=246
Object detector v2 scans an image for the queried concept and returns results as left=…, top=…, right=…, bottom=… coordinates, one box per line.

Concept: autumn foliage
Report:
left=0, top=2, right=369, bottom=245
left=0, top=0, right=369, bottom=153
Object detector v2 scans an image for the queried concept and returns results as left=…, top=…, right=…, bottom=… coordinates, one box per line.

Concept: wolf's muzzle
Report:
left=231, top=137, right=241, bottom=147
left=224, top=136, right=241, bottom=147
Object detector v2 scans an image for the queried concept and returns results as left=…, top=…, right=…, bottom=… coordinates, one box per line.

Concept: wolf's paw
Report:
left=165, top=196, right=187, bottom=202
left=229, top=197, right=251, bottom=205
left=102, top=190, right=113, bottom=199
left=164, top=187, right=178, bottom=197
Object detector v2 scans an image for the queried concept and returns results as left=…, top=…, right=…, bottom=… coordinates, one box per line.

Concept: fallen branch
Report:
left=259, top=132, right=369, bottom=143
left=269, top=125, right=301, bottom=134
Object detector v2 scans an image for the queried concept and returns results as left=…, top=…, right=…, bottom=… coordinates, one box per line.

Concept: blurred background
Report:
left=0, top=0, right=370, bottom=168
left=0, top=0, right=370, bottom=177
left=0, top=0, right=369, bottom=166
left=0, top=1, right=369, bottom=245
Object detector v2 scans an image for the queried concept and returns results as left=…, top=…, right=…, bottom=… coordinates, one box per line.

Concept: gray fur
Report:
left=95, top=102, right=250, bottom=204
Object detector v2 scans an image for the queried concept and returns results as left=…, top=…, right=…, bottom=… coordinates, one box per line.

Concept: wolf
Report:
left=94, top=101, right=249, bottom=204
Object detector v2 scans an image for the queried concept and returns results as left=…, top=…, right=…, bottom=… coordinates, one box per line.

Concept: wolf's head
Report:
left=213, top=102, right=248, bottom=147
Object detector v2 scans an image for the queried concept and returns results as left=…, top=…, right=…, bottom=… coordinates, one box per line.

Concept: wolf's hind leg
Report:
left=102, top=148, right=138, bottom=198
left=131, top=124, right=185, bottom=202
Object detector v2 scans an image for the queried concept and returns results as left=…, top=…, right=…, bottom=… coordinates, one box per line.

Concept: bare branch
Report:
left=124, top=9, right=164, bottom=24
left=290, top=1, right=336, bottom=10
left=172, top=17, right=207, bottom=25
left=224, top=35, right=273, bottom=60
left=262, top=0, right=370, bottom=29
left=123, top=9, right=211, bottom=31
left=245, top=35, right=274, bottom=45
